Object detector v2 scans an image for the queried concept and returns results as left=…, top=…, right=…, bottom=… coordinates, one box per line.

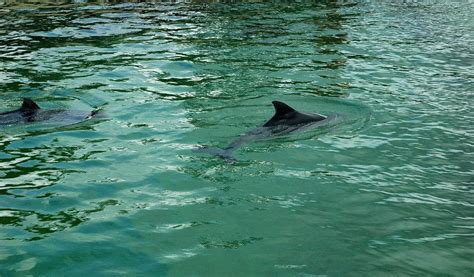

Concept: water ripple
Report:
left=0, top=1, right=472, bottom=275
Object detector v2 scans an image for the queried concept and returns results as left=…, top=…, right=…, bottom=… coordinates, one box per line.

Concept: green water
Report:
left=1, top=1, right=473, bottom=276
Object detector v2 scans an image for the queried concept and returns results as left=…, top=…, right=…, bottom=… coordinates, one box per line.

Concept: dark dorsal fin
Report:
left=263, top=100, right=326, bottom=127
left=263, top=101, right=297, bottom=127
left=272, top=101, right=295, bottom=116
left=21, top=98, right=40, bottom=111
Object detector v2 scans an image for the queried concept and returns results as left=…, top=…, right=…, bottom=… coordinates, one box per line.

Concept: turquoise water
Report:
left=1, top=1, right=473, bottom=276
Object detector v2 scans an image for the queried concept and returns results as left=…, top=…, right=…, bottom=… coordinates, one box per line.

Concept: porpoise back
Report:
left=194, top=100, right=333, bottom=161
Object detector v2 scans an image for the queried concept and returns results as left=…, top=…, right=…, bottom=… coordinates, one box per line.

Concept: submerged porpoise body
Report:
left=0, top=98, right=100, bottom=127
left=194, top=101, right=340, bottom=161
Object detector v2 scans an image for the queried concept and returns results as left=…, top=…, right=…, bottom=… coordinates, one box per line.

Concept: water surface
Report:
left=0, top=1, right=473, bottom=276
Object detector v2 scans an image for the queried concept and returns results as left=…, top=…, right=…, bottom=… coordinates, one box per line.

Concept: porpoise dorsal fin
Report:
left=20, top=98, right=41, bottom=111
left=272, top=101, right=295, bottom=116
left=263, top=100, right=327, bottom=127
left=263, top=101, right=296, bottom=127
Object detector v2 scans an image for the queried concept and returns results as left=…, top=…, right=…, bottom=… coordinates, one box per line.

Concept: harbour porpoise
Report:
left=194, top=101, right=340, bottom=161
left=0, top=98, right=101, bottom=127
